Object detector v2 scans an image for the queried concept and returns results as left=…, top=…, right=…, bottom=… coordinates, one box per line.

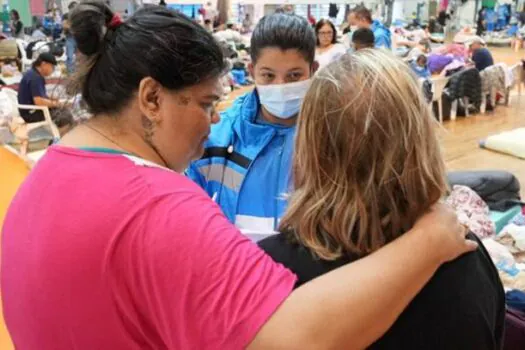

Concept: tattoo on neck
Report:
left=141, top=115, right=154, bottom=143
left=141, top=115, right=170, bottom=168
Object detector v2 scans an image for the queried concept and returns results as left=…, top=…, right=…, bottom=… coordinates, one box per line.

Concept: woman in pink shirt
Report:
left=1, top=2, right=477, bottom=349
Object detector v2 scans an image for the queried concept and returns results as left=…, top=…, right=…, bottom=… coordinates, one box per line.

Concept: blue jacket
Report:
left=371, top=20, right=392, bottom=49
left=186, top=90, right=295, bottom=232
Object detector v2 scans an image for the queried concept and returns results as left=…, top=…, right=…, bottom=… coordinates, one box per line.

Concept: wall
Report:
left=8, top=0, right=31, bottom=24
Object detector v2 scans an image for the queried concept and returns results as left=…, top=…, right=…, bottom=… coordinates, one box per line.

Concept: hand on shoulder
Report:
left=411, top=202, right=478, bottom=264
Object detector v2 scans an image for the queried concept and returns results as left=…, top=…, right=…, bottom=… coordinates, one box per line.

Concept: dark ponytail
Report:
left=68, top=1, right=226, bottom=115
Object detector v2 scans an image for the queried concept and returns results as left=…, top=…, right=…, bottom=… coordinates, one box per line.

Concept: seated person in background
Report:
left=18, top=53, right=72, bottom=128
left=347, top=5, right=391, bottom=49
left=468, top=37, right=494, bottom=71
left=406, top=39, right=431, bottom=61
left=352, top=28, right=375, bottom=51
left=31, top=24, right=47, bottom=41
left=410, top=54, right=431, bottom=79
left=314, top=19, right=347, bottom=69
left=187, top=14, right=318, bottom=232
left=259, top=49, right=505, bottom=350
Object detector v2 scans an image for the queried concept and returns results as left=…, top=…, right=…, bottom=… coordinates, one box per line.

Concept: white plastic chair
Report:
left=505, top=63, right=523, bottom=105
left=15, top=39, right=31, bottom=73
left=2, top=88, right=60, bottom=155
left=431, top=77, right=449, bottom=123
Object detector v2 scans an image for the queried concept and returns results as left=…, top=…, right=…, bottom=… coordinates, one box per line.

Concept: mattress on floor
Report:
left=480, top=128, right=525, bottom=159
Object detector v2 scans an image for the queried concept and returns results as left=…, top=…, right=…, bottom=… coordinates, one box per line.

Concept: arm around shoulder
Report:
left=248, top=203, right=476, bottom=349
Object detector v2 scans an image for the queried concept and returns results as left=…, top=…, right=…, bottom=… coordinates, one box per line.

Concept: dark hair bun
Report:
left=67, top=3, right=225, bottom=116
left=70, top=1, right=114, bottom=56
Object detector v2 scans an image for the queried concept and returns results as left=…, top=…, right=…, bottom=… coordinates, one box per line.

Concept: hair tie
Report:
left=108, top=14, right=122, bottom=29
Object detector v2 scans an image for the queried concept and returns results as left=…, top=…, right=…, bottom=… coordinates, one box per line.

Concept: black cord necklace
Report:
left=82, top=123, right=133, bottom=154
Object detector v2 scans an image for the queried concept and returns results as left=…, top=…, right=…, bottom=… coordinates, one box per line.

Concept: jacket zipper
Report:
left=234, top=129, right=277, bottom=226
left=273, top=135, right=286, bottom=231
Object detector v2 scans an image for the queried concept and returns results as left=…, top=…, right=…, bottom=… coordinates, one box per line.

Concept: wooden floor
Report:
left=218, top=47, right=525, bottom=197
left=441, top=47, right=524, bottom=197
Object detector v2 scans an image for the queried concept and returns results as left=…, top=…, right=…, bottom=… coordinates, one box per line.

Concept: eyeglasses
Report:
left=318, top=31, right=333, bottom=36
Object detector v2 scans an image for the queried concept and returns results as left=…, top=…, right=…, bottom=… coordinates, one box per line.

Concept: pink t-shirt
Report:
left=1, top=146, right=296, bottom=349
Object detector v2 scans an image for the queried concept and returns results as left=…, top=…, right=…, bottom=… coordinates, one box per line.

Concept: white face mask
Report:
left=257, top=79, right=311, bottom=119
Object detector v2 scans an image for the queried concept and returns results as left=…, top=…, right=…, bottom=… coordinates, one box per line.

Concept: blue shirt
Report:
left=18, top=68, right=47, bottom=117
left=472, top=48, right=494, bottom=72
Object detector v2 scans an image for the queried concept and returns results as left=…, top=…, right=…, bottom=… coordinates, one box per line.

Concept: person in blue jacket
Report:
left=187, top=14, right=318, bottom=232
left=347, top=5, right=391, bottom=49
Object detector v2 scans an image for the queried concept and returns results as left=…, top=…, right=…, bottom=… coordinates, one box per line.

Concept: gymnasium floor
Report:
left=440, top=47, right=524, bottom=197
left=218, top=47, right=525, bottom=197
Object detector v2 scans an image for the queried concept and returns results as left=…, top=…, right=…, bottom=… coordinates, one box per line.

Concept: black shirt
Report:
left=259, top=232, right=505, bottom=350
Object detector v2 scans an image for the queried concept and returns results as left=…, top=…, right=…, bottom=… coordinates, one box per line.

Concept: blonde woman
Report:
left=259, top=50, right=505, bottom=350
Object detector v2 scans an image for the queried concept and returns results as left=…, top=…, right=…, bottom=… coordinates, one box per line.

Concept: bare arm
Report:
left=34, top=96, right=59, bottom=108
left=249, top=203, right=476, bottom=349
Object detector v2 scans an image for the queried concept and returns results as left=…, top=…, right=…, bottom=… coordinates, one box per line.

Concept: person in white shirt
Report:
left=314, top=19, right=347, bottom=70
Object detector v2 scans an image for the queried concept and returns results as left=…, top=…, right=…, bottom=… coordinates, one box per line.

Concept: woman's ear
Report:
left=137, top=77, right=162, bottom=123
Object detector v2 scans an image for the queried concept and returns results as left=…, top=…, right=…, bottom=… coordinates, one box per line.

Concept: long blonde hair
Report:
left=279, top=49, right=448, bottom=260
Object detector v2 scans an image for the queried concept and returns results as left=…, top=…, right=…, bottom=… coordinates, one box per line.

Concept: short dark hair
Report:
left=226, top=23, right=234, bottom=29
left=67, top=1, right=226, bottom=116
left=416, top=54, right=427, bottom=65
left=315, top=19, right=337, bottom=46
left=350, top=5, right=372, bottom=24
left=33, top=52, right=57, bottom=68
left=251, top=13, right=316, bottom=65
left=352, top=28, right=375, bottom=48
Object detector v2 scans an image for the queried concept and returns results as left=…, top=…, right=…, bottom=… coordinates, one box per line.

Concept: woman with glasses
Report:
left=314, top=19, right=346, bottom=69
